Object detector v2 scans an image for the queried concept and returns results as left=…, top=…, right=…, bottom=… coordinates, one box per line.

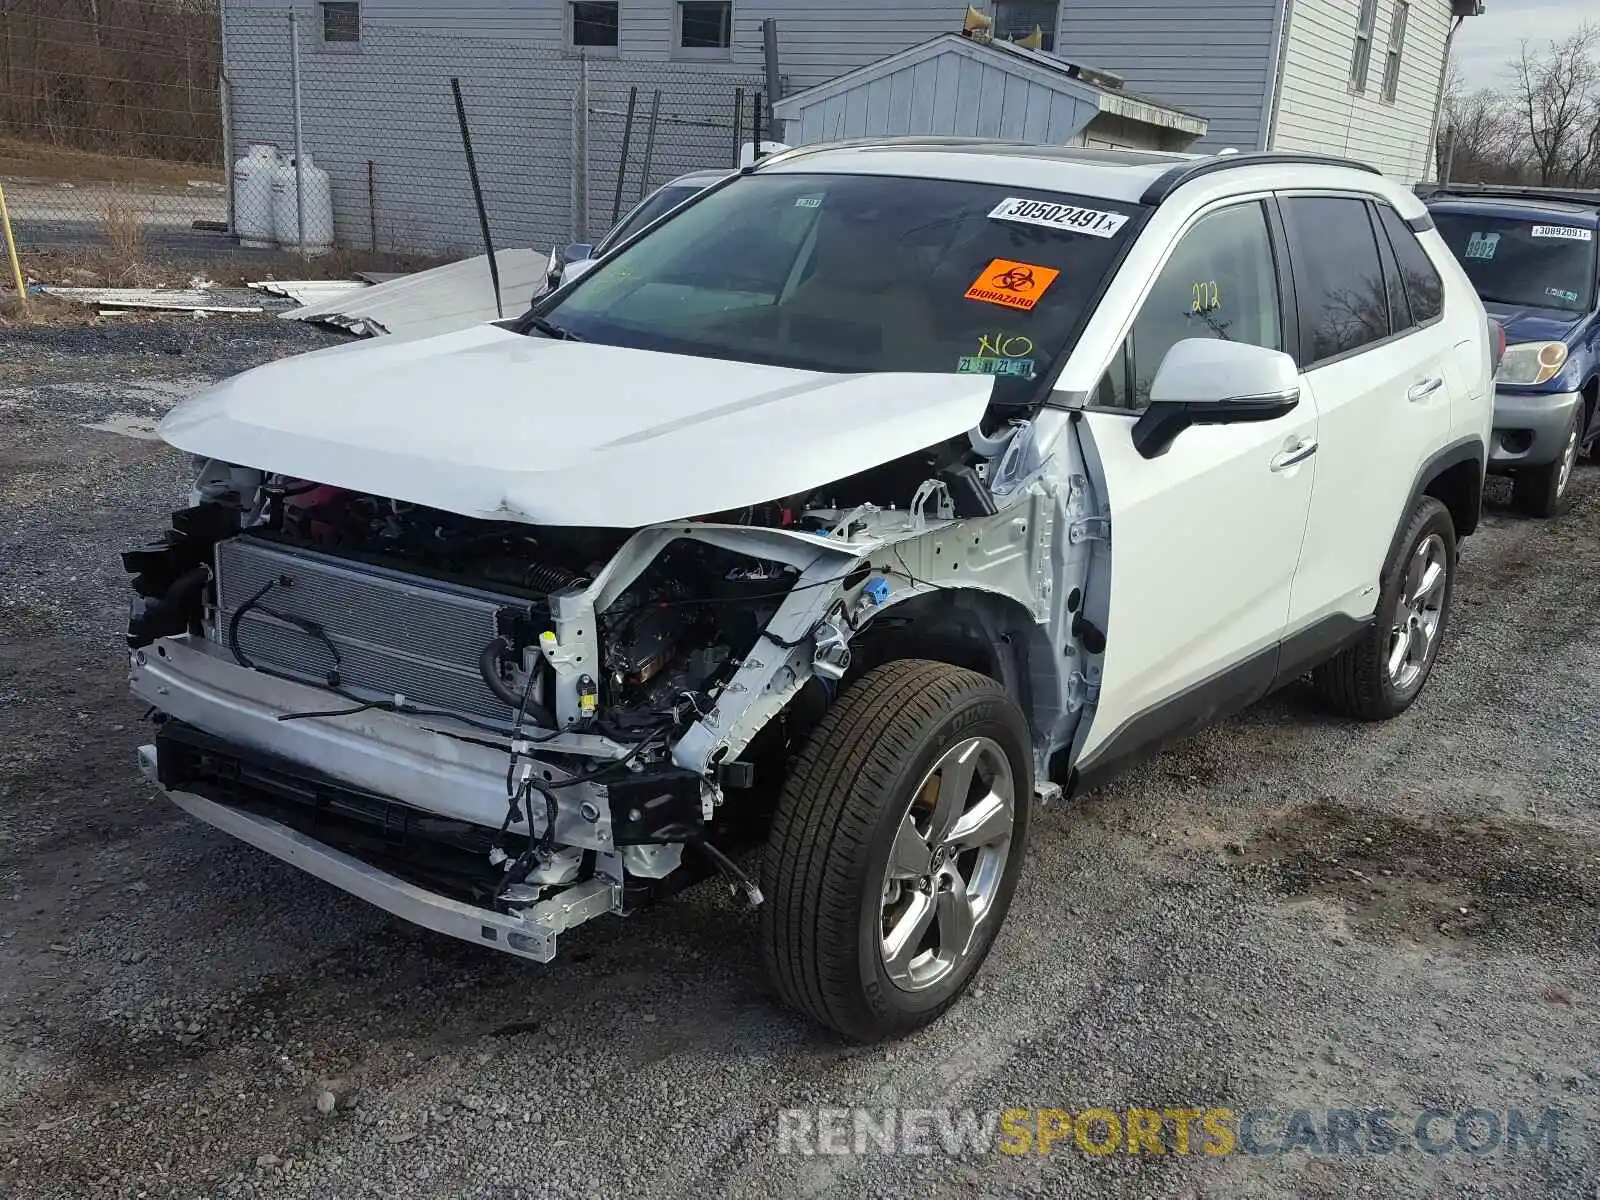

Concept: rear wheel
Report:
left=1312, top=496, right=1455, bottom=721
left=1511, top=404, right=1581, bottom=517
left=760, top=660, right=1032, bottom=1042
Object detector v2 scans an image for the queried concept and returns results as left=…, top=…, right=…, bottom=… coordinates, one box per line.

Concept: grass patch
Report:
left=0, top=137, right=222, bottom=188
left=102, top=193, right=146, bottom=285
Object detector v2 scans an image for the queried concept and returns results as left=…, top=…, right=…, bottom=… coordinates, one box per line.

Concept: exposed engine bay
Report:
left=126, top=434, right=1096, bottom=963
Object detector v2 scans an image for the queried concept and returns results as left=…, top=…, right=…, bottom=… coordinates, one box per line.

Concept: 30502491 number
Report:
left=988, top=198, right=1130, bottom=239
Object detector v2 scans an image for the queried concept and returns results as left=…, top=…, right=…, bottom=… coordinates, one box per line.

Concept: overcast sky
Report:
left=1453, top=0, right=1593, bottom=89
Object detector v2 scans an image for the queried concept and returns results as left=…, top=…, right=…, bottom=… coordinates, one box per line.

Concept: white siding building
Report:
left=220, top=0, right=1480, bottom=254
left=1270, top=0, right=1466, bottom=176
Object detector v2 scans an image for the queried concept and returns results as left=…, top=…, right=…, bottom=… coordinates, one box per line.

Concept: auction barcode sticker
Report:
left=1531, top=225, right=1593, bottom=241
left=989, top=197, right=1129, bottom=239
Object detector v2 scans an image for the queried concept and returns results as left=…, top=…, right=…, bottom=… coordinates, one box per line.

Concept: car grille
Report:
left=213, top=536, right=524, bottom=727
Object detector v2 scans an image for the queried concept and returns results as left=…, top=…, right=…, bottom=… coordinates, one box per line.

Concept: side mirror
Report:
left=1132, top=339, right=1301, bottom=459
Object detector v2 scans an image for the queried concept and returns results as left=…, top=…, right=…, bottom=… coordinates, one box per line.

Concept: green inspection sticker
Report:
left=957, top=356, right=1036, bottom=378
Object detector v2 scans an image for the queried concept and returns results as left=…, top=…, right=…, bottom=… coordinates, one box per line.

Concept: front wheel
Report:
left=1312, top=496, right=1456, bottom=721
left=760, top=660, right=1032, bottom=1042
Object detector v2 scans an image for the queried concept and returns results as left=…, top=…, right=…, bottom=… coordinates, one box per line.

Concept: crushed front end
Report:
left=125, top=460, right=934, bottom=960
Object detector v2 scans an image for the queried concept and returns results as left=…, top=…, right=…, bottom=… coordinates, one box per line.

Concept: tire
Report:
left=1510, top=403, right=1581, bottom=518
left=1312, top=496, right=1456, bottom=721
left=760, top=660, right=1032, bottom=1042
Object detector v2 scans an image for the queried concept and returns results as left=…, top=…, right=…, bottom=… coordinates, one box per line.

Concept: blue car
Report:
left=1425, top=188, right=1598, bottom=516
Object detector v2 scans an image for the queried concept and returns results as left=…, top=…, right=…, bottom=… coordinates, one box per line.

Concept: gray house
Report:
left=221, top=0, right=1480, bottom=255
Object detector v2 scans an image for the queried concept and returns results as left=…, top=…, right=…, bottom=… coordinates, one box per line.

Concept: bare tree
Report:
left=1509, top=25, right=1600, bottom=185
left=1437, top=67, right=1531, bottom=183
left=0, top=0, right=223, bottom=163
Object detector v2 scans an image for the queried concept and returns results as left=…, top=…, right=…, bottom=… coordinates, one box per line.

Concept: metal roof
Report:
left=772, top=32, right=1208, bottom=137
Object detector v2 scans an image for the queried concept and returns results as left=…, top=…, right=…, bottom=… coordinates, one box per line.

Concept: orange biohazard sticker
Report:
left=964, top=258, right=1061, bottom=311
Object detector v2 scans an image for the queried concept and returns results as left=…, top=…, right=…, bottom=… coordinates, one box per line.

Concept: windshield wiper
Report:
left=524, top=315, right=583, bottom=342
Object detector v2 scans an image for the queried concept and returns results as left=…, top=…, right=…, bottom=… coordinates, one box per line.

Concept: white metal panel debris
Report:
left=278, top=249, right=546, bottom=339
left=247, top=280, right=371, bottom=305
left=38, top=287, right=264, bottom=313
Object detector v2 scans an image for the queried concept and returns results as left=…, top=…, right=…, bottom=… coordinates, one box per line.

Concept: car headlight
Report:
left=1496, top=341, right=1569, bottom=386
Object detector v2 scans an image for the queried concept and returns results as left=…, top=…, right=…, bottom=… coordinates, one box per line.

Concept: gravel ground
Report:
left=1, top=318, right=1597, bottom=1199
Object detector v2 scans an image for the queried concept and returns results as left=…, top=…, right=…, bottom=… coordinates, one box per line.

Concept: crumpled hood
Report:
left=159, top=324, right=996, bottom=527
left=1482, top=304, right=1584, bottom=346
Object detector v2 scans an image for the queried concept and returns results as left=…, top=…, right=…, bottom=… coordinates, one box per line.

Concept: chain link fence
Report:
left=0, top=0, right=229, bottom=262
left=2, top=1, right=772, bottom=274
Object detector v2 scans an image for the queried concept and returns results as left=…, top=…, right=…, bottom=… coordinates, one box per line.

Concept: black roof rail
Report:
left=1141, top=152, right=1381, bottom=206
left=1417, top=182, right=1600, bottom=210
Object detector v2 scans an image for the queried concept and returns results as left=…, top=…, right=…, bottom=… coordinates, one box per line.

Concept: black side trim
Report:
left=1272, top=612, right=1372, bottom=690
left=1068, top=642, right=1277, bottom=798
left=1141, top=152, right=1381, bottom=206
left=1067, top=610, right=1376, bottom=798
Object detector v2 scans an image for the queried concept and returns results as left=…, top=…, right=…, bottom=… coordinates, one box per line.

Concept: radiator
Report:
left=213, top=537, right=525, bottom=727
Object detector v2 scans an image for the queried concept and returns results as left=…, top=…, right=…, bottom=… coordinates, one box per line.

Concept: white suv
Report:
left=131, top=141, right=1493, bottom=1042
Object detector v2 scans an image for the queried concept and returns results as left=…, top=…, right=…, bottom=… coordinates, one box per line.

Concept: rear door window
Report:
left=1281, top=196, right=1393, bottom=366
left=1374, top=213, right=1413, bottom=332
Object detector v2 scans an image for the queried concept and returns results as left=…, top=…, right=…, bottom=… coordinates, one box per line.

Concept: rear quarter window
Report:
left=1376, top=204, right=1444, bottom=325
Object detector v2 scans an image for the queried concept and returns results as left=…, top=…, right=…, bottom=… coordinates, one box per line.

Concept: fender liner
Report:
left=1389, top=435, right=1484, bottom=565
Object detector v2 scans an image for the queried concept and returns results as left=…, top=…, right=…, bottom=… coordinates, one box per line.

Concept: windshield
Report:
left=536, top=172, right=1144, bottom=377
left=599, top=183, right=708, bottom=253
left=1432, top=212, right=1597, bottom=313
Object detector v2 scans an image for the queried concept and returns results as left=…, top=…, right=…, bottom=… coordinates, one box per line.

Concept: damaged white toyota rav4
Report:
left=129, top=142, right=1494, bottom=1042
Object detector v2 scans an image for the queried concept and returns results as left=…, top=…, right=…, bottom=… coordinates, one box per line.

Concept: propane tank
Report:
left=270, top=152, right=335, bottom=255
left=231, top=143, right=279, bottom=249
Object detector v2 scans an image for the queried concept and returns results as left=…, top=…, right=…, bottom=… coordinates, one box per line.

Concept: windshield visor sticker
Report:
left=1464, top=232, right=1500, bottom=260
left=965, top=259, right=1061, bottom=311
left=1531, top=225, right=1594, bottom=241
left=1547, top=287, right=1581, bottom=304
left=957, top=356, right=1036, bottom=377
left=794, top=196, right=822, bottom=208
left=988, top=197, right=1129, bottom=239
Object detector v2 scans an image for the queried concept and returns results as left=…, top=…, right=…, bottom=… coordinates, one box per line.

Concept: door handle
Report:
left=1270, top=439, right=1318, bottom=472
left=1408, top=376, right=1444, bottom=402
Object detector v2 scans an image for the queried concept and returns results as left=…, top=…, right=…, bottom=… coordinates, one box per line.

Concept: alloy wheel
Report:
left=1556, top=425, right=1578, bottom=499
left=880, top=736, right=1016, bottom=993
left=1387, top=532, right=1448, bottom=692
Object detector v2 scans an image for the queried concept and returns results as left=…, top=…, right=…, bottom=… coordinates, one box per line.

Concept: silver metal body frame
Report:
left=137, top=415, right=1105, bottom=963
